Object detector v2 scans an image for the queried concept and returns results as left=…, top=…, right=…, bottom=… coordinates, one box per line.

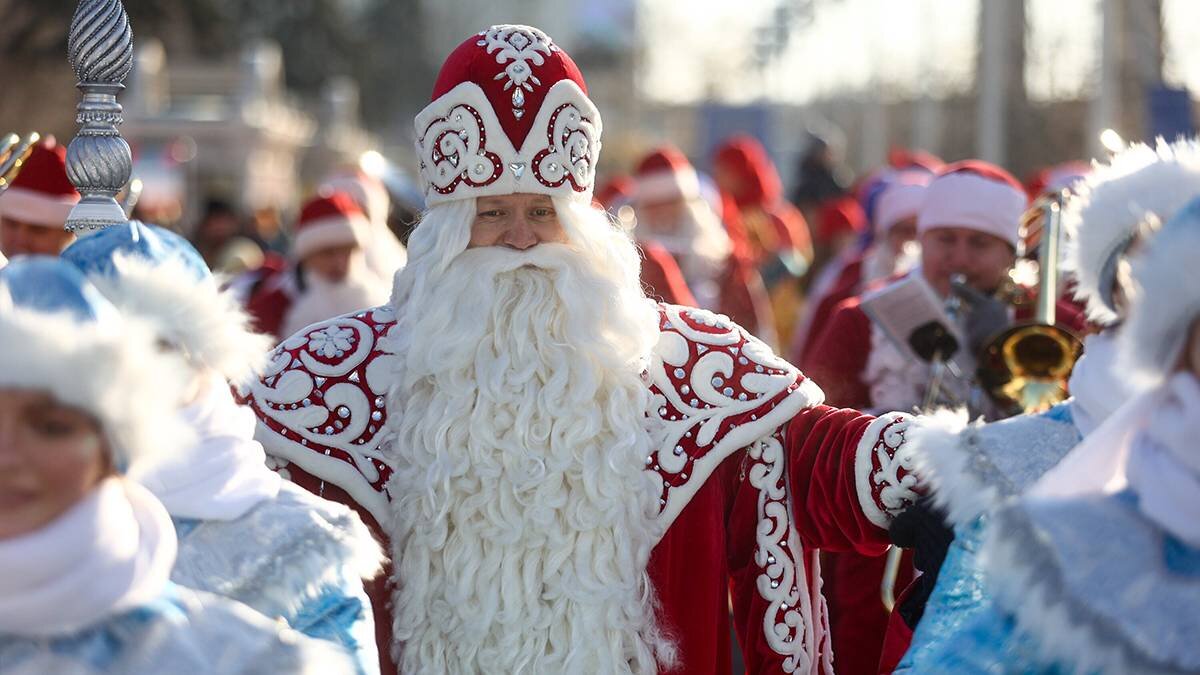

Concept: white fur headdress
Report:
left=0, top=258, right=192, bottom=472
left=61, top=221, right=273, bottom=387
left=1119, top=195, right=1200, bottom=386
left=1062, top=138, right=1200, bottom=325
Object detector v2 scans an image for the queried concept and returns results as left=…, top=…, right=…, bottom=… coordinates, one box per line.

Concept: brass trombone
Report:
left=977, top=192, right=1083, bottom=414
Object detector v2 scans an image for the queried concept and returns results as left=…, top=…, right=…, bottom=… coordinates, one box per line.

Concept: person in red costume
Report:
left=246, top=192, right=392, bottom=340
left=803, top=160, right=1087, bottom=675
left=713, top=135, right=813, bottom=348
left=626, top=144, right=775, bottom=336
left=0, top=137, right=80, bottom=257
left=792, top=170, right=929, bottom=365
left=240, top=24, right=924, bottom=673
left=595, top=173, right=696, bottom=307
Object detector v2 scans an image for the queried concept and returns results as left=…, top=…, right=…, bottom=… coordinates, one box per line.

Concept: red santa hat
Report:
left=414, top=25, right=601, bottom=207
left=0, top=138, right=80, bottom=228
left=291, top=192, right=369, bottom=261
left=594, top=174, right=635, bottom=210
left=917, top=160, right=1027, bottom=248
left=633, top=145, right=702, bottom=206
left=874, top=171, right=932, bottom=234
left=712, top=135, right=784, bottom=208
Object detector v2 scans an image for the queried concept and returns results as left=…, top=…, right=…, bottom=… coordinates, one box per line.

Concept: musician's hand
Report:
left=950, top=280, right=1010, bottom=354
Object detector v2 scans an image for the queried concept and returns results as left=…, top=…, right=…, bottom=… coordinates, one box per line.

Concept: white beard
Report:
left=281, top=256, right=391, bottom=337
left=861, top=239, right=920, bottom=288
left=384, top=198, right=676, bottom=673
left=638, top=198, right=731, bottom=309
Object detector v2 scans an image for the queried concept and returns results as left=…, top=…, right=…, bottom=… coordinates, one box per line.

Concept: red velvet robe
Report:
left=801, top=280, right=1088, bottom=675
left=239, top=302, right=920, bottom=674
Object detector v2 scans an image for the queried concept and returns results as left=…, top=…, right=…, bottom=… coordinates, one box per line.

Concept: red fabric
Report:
left=801, top=296, right=874, bottom=410
left=815, top=195, right=867, bottom=245
left=876, top=582, right=916, bottom=674
left=245, top=276, right=293, bottom=340
left=298, top=191, right=364, bottom=228
left=595, top=174, right=634, bottom=210
left=887, top=147, right=944, bottom=173
left=639, top=242, right=697, bottom=307
left=635, top=145, right=693, bottom=180
left=936, top=160, right=1024, bottom=194
left=430, top=28, right=587, bottom=150
left=284, top=463, right=397, bottom=675
left=9, top=138, right=77, bottom=198
left=713, top=135, right=783, bottom=208
left=795, top=257, right=864, bottom=366
left=717, top=254, right=773, bottom=338
left=823, top=550, right=914, bottom=675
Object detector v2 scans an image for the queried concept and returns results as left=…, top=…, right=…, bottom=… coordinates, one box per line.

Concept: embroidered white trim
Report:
left=854, top=412, right=917, bottom=529
left=648, top=305, right=822, bottom=531
left=748, top=430, right=814, bottom=673
left=414, top=81, right=601, bottom=206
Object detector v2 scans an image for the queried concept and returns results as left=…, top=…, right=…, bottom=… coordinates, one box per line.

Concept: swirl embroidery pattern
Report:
left=239, top=307, right=398, bottom=499
left=532, top=103, right=596, bottom=193
left=418, top=104, right=504, bottom=196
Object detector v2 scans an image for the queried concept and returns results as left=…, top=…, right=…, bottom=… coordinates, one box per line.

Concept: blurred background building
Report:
left=1, top=0, right=1196, bottom=229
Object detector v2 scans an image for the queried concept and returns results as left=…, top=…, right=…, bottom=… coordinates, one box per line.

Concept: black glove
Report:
left=888, top=496, right=955, bottom=629
left=949, top=280, right=1010, bottom=355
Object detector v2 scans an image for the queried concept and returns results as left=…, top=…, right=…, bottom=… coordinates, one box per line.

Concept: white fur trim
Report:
left=414, top=79, right=601, bottom=206
left=917, top=172, right=1026, bottom=248
left=906, top=409, right=1000, bottom=526
left=853, top=412, right=917, bottom=529
left=1062, top=138, right=1200, bottom=325
left=0, top=305, right=192, bottom=471
left=1119, top=203, right=1200, bottom=386
left=291, top=214, right=369, bottom=262
left=0, top=186, right=78, bottom=227
left=634, top=166, right=701, bottom=205
left=874, top=182, right=927, bottom=234
left=90, top=255, right=274, bottom=387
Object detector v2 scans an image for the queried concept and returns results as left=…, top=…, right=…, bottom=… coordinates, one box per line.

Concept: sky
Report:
left=639, top=0, right=1200, bottom=104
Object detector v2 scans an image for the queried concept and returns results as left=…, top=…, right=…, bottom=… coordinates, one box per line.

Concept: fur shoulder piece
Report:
left=910, top=403, right=1082, bottom=527
left=171, top=482, right=384, bottom=623
left=237, top=306, right=399, bottom=526
left=648, top=304, right=824, bottom=528
left=982, top=492, right=1200, bottom=675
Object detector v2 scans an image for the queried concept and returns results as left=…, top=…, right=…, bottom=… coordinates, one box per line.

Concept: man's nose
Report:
left=502, top=216, right=539, bottom=250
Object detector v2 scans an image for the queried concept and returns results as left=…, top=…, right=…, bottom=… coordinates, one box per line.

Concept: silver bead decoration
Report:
left=657, top=406, right=668, bottom=417
left=674, top=368, right=685, bottom=378
left=681, top=385, right=691, bottom=395
left=722, top=387, right=734, bottom=397
left=301, top=398, right=311, bottom=407
left=349, top=372, right=360, bottom=383
left=371, top=411, right=383, bottom=421
left=374, top=396, right=384, bottom=407
left=324, top=426, right=333, bottom=434
left=712, top=377, right=723, bottom=387
left=756, top=365, right=764, bottom=373
left=337, top=406, right=350, bottom=419
left=673, top=445, right=683, bottom=456
left=314, top=377, right=327, bottom=387
left=65, top=0, right=135, bottom=232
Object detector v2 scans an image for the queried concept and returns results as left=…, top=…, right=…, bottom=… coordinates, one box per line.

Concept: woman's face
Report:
left=0, top=390, right=110, bottom=539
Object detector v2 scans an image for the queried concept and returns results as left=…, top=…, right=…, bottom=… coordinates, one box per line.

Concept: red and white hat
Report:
left=917, top=160, right=1027, bottom=248
left=0, top=138, right=80, bottom=228
left=414, top=25, right=601, bottom=207
left=633, top=145, right=701, bottom=205
left=874, top=170, right=932, bottom=234
left=292, top=192, right=369, bottom=261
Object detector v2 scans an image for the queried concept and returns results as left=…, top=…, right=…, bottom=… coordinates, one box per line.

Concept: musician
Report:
left=897, top=138, right=1200, bottom=672
left=0, top=138, right=79, bottom=257
left=907, top=190, right=1200, bottom=675
left=801, top=160, right=1086, bottom=675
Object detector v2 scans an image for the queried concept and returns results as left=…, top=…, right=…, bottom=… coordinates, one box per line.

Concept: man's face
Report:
left=920, top=226, right=1015, bottom=296
left=0, top=216, right=75, bottom=257
left=885, top=217, right=918, bottom=256
left=304, top=244, right=357, bottom=283
left=636, top=196, right=687, bottom=237
left=469, top=193, right=566, bottom=249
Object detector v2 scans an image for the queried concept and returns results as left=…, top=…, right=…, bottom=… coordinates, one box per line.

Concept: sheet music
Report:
left=859, top=274, right=962, bottom=362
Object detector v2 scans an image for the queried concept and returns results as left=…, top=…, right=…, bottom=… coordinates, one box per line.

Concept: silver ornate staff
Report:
left=64, top=0, right=134, bottom=233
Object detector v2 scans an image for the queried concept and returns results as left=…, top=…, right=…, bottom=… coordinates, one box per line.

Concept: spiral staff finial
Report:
left=64, top=0, right=134, bottom=233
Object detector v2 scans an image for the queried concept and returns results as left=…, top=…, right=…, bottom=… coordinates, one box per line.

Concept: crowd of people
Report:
left=1, top=20, right=1198, bottom=675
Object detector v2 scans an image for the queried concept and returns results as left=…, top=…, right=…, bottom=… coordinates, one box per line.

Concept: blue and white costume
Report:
left=62, top=223, right=384, bottom=674
left=0, top=258, right=355, bottom=674
left=900, top=138, right=1200, bottom=671
left=906, top=192, right=1200, bottom=674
